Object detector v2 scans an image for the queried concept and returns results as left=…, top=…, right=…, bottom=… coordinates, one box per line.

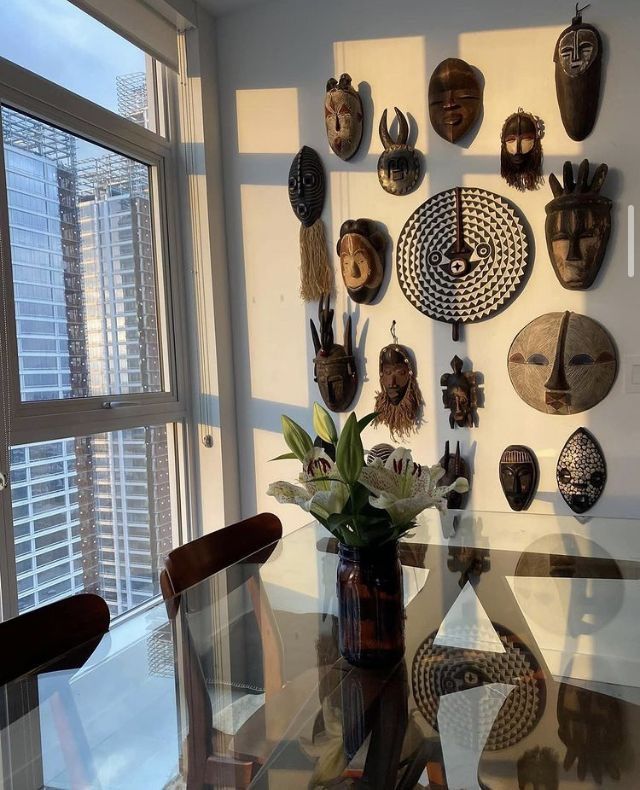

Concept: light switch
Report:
left=624, top=356, right=640, bottom=393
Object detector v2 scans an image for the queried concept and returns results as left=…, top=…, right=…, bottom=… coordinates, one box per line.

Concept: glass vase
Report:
left=337, top=541, right=405, bottom=668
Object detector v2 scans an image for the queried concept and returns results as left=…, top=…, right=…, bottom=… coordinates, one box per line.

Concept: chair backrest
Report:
left=161, top=513, right=283, bottom=606
left=0, top=593, right=110, bottom=685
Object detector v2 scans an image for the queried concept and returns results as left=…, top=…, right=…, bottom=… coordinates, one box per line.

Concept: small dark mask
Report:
left=557, top=428, right=606, bottom=514
left=324, top=74, right=363, bottom=161
left=288, top=146, right=325, bottom=228
left=337, top=218, right=386, bottom=304
left=372, top=332, right=423, bottom=441
left=545, top=159, right=611, bottom=290
left=439, top=441, right=469, bottom=510
left=499, top=445, right=538, bottom=512
left=554, top=5, right=603, bottom=141
left=310, top=294, right=357, bottom=413
left=428, top=58, right=482, bottom=143
left=440, top=355, right=478, bottom=428
left=500, top=109, right=543, bottom=192
left=377, top=107, right=420, bottom=195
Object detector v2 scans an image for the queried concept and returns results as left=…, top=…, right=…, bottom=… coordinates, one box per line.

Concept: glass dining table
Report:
left=2, top=509, right=640, bottom=789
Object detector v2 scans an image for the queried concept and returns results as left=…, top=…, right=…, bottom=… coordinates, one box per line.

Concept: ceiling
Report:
left=196, top=0, right=278, bottom=16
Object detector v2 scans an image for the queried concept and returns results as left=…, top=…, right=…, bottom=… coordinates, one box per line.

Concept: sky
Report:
left=0, top=0, right=146, bottom=122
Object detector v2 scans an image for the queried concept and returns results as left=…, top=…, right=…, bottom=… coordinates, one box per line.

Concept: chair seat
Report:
left=208, top=685, right=266, bottom=736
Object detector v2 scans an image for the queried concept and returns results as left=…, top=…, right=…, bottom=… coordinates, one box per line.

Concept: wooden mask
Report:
left=554, top=5, right=603, bottom=141
left=499, top=445, right=538, bottom=512
left=439, top=441, right=469, bottom=510
left=310, top=295, right=357, bottom=413
left=440, top=355, right=478, bottom=428
left=324, top=74, right=363, bottom=161
left=500, top=109, right=543, bottom=192
left=377, top=107, right=420, bottom=195
left=428, top=58, right=482, bottom=143
left=372, top=331, right=423, bottom=440
left=508, top=311, right=617, bottom=415
left=545, top=160, right=611, bottom=290
left=337, top=219, right=386, bottom=304
left=288, top=146, right=333, bottom=301
left=557, top=428, right=606, bottom=514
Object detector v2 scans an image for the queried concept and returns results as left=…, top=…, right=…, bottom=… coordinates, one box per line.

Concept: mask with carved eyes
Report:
left=508, top=311, right=617, bottom=415
left=557, top=428, right=606, bottom=514
left=554, top=7, right=603, bottom=140
left=500, top=109, right=543, bottom=192
left=337, top=218, right=387, bottom=304
left=429, top=57, right=483, bottom=143
left=324, top=74, right=363, bottom=161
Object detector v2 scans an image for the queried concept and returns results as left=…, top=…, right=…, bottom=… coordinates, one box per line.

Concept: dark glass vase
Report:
left=337, top=541, right=405, bottom=668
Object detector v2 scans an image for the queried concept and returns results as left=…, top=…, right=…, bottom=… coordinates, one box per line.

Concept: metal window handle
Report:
left=0, top=472, right=8, bottom=491
left=101, top=400, right=137, bottom=409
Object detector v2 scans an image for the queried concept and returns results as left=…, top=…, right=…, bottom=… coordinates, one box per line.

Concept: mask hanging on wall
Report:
left=324, top=74, right=363, bottom=161
left=366, top=443, right=395, bottom=466
left=545, top=159, right=611, bottom=290
left=440, top=355, right=478, bottom=428
left=288, top=146, right=333, bottom=301
left=373, top=322, right=423, bottom=440
left=396, top=187, right=529, bottom=341
left=428, top=58, right=483, bottom=143
left=557, top=428, right=606, bottom=514
left=500, top=108, right=544, bottom=192
left=439, top=441, right=469, bottom=510
left=508, top=311, right=617, bottom=415
left=554, top=4, right=603, bottom=141
left=377, top=107, right=421, bottom=196
left=337, top=218, right=387, bottom=304
left=310, top=294, right=357, bottom=412
left=499, top=445, right=538, bottom=512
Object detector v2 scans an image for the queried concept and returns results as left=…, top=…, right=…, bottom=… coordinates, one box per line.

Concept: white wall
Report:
left=214, top=0, right=640, bottom=531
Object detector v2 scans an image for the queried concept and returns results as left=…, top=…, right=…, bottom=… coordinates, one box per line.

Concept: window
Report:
left=0, top=10, right=186, bottom=622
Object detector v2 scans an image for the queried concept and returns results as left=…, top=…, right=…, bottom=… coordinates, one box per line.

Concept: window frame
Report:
left=0, top=54, right=192, bottom=621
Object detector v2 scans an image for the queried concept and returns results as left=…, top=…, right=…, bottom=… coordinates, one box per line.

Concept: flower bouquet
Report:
left=267, top=403, right=468, bottom=667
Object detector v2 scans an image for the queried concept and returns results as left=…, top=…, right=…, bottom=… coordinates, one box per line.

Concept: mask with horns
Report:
left=324, top=74, right=363, bottom=160
left=310, top=295, right=357, bottom=412
left=377, top=107, right=420, bottom=196
left=554, top=4, right=603, bottom=141
left=500, top=109, right=544, bottom=192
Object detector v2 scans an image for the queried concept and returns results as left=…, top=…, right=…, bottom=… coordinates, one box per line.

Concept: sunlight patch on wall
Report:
left=333, top=36, right=427, bottom=156
left=458, top=27, right=583, bottom=157
left=240, top=184, right=309, bottom=406
left=236, top=88, right=300, bottom=153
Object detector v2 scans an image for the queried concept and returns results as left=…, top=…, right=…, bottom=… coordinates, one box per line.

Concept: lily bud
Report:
left=281, top=415, right=313, bottom=462
left=313, top=402, right=338, bottom=445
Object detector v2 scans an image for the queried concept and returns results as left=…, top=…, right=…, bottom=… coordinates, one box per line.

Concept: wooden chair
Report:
left=0, top=593, right=110, bottom=788
left=161, top=513, right=284, bottom=789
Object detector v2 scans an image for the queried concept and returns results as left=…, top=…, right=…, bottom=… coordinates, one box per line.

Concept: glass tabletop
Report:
left=2, top=509, right=640, bottom=789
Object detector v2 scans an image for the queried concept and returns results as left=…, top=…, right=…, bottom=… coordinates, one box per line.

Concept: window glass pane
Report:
left=0, top=0, right=154, bottom=130
left=2, top=107, right=165, bottom=402
left=11, top=424, right=176, bottom=617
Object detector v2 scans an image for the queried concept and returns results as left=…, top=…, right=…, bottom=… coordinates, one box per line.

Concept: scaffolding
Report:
left=1, top=107, right=76, bottom=168
left=116, top=72, right=149, bottom=128
left=76, top=153, right=149, bottom=202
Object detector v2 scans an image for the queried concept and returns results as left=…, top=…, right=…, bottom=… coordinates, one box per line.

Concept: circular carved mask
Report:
left=508, top=311, right=617, bottom=415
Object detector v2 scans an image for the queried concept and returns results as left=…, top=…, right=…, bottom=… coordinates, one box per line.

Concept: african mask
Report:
left=366, top=443, right=395, bottom=466
left=554, top=6, right=603, bottom=141
left=397, top=187, right=529, bottom=341
left=372, top=328, right=423, bottom=440
left=377, top=107, right=420, bottom=195
left=324, top=74, right=363, bottom=161
left=500, top=109, right=543, bottom=192
left=557, top=428, right=606, bottom=514
left=545, top=160, right=611, bottom=290
left=288, top=146, right=333, bottom=301
left=508, top=311, right=617, bottom=415
left=499, top=445, right=538, bottom=512
left=337, top=219, right=386, bottom=304
left=441, top=355, right=478, bottom=429
left=428, top=58, right=482, bottom=143
left=439, top=441, right=469, bottom=510
left=310, top=295, right=357, bottom=412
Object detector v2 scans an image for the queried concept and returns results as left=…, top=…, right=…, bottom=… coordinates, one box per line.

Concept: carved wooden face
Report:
left=545, top=201, right=611, bottom=289
left=557, top=428, right=606, bottom=514
left=428, top=58, right=482, bottom=143
left=502, top=113, right=537, bottom=164
left=557, top=26, right=599, bottom=76
left=288, top=146, right=325, bottom=227
left=499, top=445, right=538, bottom=512
left=315, top=349, right=357, bottom=413
left=380, top=346, right=411, bottom=406
left=338, top=219, right=385, bottom=304
left=508, top=312, right=617, bottom=415
left=324, top=75, right=363, bottom=161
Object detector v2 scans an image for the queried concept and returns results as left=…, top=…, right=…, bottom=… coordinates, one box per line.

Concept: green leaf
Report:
left=335, top=413, right=364, bottom=486
left=281, top=415, right=313, bottom=462
left=313, top=402, right=338, bottom=444
left=357, top=411, right=378, bottom=433
left=269, top=452, right=297, bottom=461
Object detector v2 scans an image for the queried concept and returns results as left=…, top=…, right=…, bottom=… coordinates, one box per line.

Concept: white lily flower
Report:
left=359, top=448, right=469, bottom=525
